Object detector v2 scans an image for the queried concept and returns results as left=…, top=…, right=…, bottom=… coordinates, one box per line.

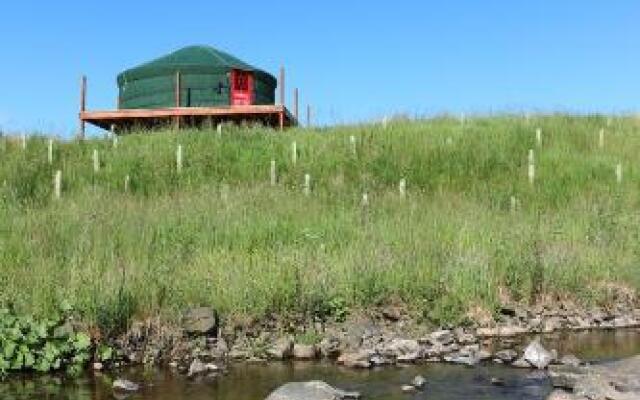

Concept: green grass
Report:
left=1, top=114, right=639, bottom=331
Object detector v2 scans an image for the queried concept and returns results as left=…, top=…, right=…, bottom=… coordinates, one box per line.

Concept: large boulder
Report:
left=182, top=307, right=218, bottom=335
left=293, top=344, right=317, bottom=360
left=523, top=339, right=553, bottom=369
left=265, top=381, right=360, bottom=400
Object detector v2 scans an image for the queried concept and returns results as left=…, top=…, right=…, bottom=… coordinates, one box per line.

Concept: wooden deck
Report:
left=80, top=105, right=296, bottom=133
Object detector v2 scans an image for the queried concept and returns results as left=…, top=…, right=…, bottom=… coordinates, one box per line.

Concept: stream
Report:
left=2, top=329, right=639, bottom=400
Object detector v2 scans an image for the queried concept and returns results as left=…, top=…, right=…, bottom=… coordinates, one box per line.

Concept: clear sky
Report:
left=0, top=1, right=638, bottom=136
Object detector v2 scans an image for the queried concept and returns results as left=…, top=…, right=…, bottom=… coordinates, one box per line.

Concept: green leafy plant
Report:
left=327, top=297, right=348, bottom=323
left=0, top=307, right=92, bottom=379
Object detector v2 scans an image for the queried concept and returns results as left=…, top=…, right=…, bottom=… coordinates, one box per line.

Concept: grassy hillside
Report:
left=1, top=115, right=639, bottom=332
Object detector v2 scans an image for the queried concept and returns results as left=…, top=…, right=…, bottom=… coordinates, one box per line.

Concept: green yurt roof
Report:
left=117, top=45, right=276, bottom=86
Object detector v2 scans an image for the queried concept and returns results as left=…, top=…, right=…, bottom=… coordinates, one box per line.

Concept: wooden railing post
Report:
left=293, top=88, right=299, bottom=123
left=175, top=71, right=181, bottom=130
left=78, top=75, right=86, bottom=140
left=279, top=66, right=285, bottom=106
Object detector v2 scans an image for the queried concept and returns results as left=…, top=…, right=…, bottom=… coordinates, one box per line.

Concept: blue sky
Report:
left=0, top=1, right=638, bottom=136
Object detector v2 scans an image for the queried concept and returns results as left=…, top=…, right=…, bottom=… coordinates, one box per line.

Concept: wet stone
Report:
left=265, top=381, right=361, bottom=400
left=113, top=378, right=140, bottom=392
left=401, top=385, right=416, bottom=393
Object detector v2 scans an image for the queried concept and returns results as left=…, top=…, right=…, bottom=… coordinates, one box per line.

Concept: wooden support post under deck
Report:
left=306, top=104, right=311, bottom=128
left=175, top=71, right=181, bottom=130
left=279, top=66, right=285, bottom=106
left=79, top=75, right=87, bottom=140
left=293, top=88, right=299, bottom=123
left=278, top=111, right=284, bottom=131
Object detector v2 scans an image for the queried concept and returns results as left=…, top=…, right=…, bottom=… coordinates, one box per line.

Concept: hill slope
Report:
left=1, top=115, right=639, bottom=331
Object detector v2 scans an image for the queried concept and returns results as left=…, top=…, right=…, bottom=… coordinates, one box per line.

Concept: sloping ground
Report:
left=0, top=115, right=638, bottom=332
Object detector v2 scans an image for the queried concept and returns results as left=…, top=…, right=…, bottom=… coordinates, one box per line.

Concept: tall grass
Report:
left=1, top=114, right=639, bottom=329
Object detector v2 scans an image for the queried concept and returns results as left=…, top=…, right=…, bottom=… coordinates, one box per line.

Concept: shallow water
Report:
left=2, top=329, right=639, bottom=400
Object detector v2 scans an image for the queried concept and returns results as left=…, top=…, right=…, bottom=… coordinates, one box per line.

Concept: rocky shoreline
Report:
left=103, top=300, right=640, bottom=399
left=109, top=300, right=640, bottom=370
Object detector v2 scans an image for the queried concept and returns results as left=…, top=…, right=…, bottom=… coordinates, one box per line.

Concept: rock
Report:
left=267, top=337, right=294, bottom=360
left=512, top=358, right=532, bottom=368
left=559, top=355, right=581, bottom=368
left=459, top=344, right=480, bottom=355
left=384, top=339, right=421, bottom=362
left=188, top=359, right=207, bottom=377
left=293, top=344, right=317, bottom=360
left=229, top=348, right=249, bottom=360
left=612, top=315, right=639, bottom=328
left=444, top=353, right=479, bottom=366
left=265, top=381, right=360, bottom=400
left=523, top=339, right=553, bottom=369
left=370, top=354, right=393, bottom=366
left=401, top=385, right=416, bottom=393
left=495, top=349, right=518, bottom=363
left=113, top=378, right=139, bottom=392
left=543, top=317, right=563, bottom=333
left=491, top=377, right=505, bottom=386
left=423, top=342, right=458, bottom=358
left=216, top=337, right=229, bottom=354
left=183, top=307, right=218, bottom=335
left=337, top=350, right=373, bottom=368
left=318, top=337, right=341, bottom=358
left=411, top=375, right=426, bottom=389
left=205, top=363, right=219, bottom=372
left=444, top=345, right=481, bottom=366
left=528, top=317, right=543, bottom=331
left=430, top=330, right=454, bottom=345
left=455, top=329, right=477, bottom=345
left=92, top=362, right=103, bottom=371
left=381, top=306, right=402, bottom=321
left=477, top=349, right=493, bottom=361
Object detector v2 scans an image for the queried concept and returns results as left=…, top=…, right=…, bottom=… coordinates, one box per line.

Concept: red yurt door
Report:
left=230, top=69, right=254, bottom=105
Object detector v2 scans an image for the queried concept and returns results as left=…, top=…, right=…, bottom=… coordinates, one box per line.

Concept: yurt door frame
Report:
left=230, top=69, right=254, bottom=106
